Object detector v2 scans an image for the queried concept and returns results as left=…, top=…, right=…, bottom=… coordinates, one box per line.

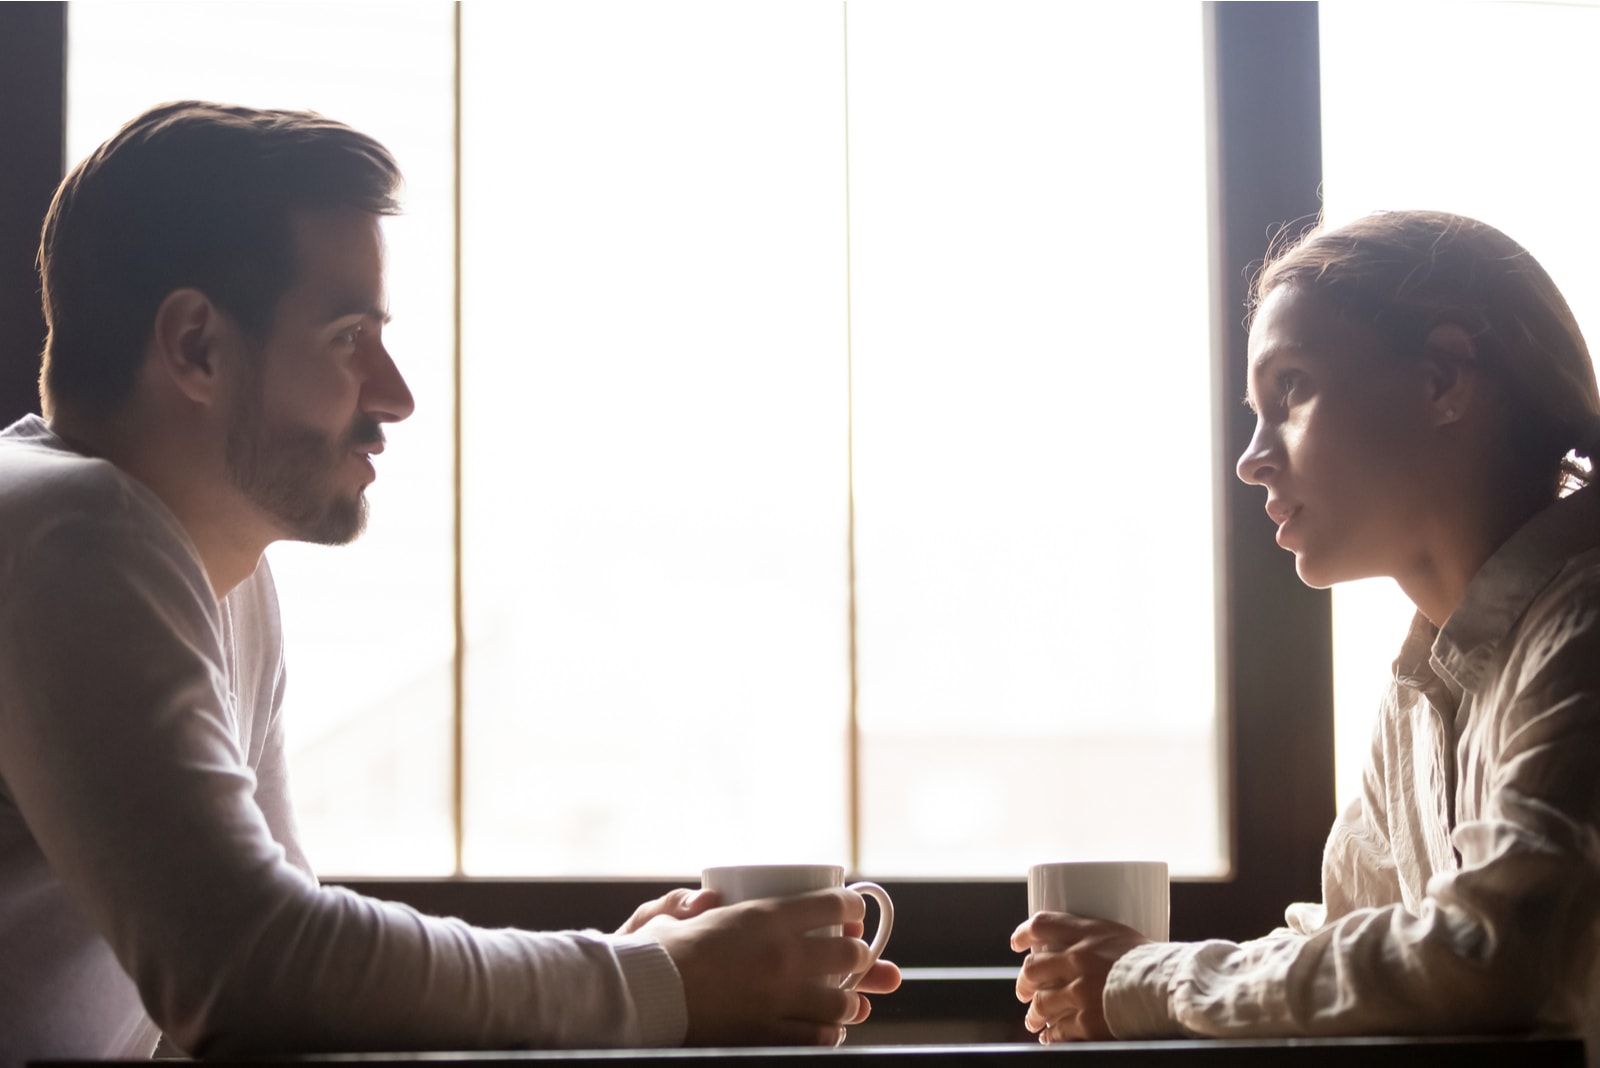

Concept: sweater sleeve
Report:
left=0, top=508, right=687, bottom=1054
left=229, top=563, right=317, bottom=880
left=1103, top=570, right=1600, bottom=1042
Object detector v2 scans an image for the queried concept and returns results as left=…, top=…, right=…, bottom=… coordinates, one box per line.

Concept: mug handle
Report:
left=839, top=881, right=894, bottom=991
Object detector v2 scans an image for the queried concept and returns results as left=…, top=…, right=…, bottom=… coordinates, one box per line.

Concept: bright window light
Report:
left=65, top=1, right=457, bottom=874
left=68, top=0, right=1221, bottom=878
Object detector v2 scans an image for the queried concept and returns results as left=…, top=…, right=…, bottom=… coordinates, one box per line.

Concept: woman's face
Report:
left=1236, top=285, right=1441, bottom=589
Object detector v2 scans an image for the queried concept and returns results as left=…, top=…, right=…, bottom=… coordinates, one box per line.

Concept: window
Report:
left=1320, top=0, right=1600, bottom=808
left=66, top=0, right=458, bottom=873
left=65, top=0, right=1224, bottom=881
left=844, top=2, right=1216, bottom=876
left=460, top=1, right=1219, bottom=878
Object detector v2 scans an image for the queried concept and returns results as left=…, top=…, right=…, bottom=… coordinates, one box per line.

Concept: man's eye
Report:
left=335, top=325, right=363, bottom=346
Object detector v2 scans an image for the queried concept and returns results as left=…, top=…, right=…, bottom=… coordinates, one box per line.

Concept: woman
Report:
left=1013, top=210, right=1600, bottom=1050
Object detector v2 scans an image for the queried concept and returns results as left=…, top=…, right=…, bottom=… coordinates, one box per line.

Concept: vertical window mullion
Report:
left=451, top=0, right=467, bottom=877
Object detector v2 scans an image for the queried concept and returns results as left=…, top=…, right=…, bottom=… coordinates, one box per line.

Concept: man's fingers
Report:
left=620, top=887, right=716, bottom=934
left=674, top=887, right=720, bottom=918
left=802, top=934, right=872, bottom=978
left=775, top=887, right=865, bottom=930
left=785, top=978, right=860, bottom=1027
left=767, top=1022, right=841, bottom=1048
left=648, top=888, right=703, bottom=920
left=855, top=958, right=901, bottom=995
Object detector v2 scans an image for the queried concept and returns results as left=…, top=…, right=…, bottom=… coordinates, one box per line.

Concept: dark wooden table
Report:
left=32, top=1035, right=1586, bottom=1067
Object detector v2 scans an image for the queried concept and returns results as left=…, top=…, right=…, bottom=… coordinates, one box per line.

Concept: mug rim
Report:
left=1029, top=860, right=1168, bottom=872
left=702, top=862, right=846, bottom=876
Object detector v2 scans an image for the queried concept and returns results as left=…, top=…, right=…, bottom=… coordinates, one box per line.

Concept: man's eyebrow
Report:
left=325, top=300, right=392, bottom=325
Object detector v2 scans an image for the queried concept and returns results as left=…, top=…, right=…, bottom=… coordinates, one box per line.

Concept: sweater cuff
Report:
left=613, top=935, right=688, bottom=1047
left=1105, top=942, right=1193, bottom=1039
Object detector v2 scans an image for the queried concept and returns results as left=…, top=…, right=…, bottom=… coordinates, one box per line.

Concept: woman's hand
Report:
left=1011, top=912, right=1151, bottom=1042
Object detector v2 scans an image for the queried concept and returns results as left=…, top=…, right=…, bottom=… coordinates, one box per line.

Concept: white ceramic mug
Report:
left=701, top=864, right=894, bottom=991
left=1027, top=860, right=1169, bottom=941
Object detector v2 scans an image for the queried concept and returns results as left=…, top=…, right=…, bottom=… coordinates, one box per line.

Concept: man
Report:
left=0, top=101, right=897, bottom=1061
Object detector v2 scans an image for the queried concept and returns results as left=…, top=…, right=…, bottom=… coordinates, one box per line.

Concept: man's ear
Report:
left=1420, top=321, right=1479, bottom=427
left=149, top=288, right=235, bottom=407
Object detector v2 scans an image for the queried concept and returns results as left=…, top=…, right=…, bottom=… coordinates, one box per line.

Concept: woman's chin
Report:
left=1292, top=554, right=1340, bottom=590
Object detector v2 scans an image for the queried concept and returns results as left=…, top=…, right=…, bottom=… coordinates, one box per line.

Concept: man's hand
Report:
left=644, top=887, right=902, bottom=1046
left=1011, top=912, right=1150, bottom=1043
left=617, top=887, right=721, bottom=935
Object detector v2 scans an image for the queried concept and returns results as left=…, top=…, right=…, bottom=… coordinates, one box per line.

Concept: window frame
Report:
left=0, top=1, right=62, bottom=428
left=0, top=0, right=1336, bottom=967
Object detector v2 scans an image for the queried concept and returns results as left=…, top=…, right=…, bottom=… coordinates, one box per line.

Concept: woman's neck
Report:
left=1397, top=481, right=1552, bottom=628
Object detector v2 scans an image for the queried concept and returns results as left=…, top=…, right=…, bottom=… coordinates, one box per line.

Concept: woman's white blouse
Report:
left=1107, top=484, right=1600, bottom=1060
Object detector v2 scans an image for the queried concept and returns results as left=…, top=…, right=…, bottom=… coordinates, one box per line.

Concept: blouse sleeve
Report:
left=1102, top=566, right=1600, bottom=1041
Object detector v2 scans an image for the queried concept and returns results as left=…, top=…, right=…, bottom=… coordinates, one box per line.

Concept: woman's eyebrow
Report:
left=1242, top=351, right=1277, bottom=415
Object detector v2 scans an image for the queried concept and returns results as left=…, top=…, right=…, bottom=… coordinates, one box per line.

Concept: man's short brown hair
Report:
left=38, top=101, right=402, bottom=416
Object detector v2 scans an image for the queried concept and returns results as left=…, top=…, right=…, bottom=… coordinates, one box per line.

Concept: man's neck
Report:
left=49, top=405, right=269, bottom=599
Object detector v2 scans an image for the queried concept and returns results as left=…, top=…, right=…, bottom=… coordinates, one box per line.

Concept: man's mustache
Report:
left=347, top=417, right=384, bottom=450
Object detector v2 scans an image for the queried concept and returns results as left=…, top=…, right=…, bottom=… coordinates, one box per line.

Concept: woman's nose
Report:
left=1236, top=420, right=1278, bottom=486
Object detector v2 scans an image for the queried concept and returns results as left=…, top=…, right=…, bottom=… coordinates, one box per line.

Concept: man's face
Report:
left=225, top=207, right=414, bottom=545
left=1236, top=285, right=1438, bottom=588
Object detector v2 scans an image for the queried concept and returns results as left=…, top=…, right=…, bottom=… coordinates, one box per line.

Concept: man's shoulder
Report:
left=0, top=432, right=208, bottom=619
left=0, top=420, right=182, bottom=553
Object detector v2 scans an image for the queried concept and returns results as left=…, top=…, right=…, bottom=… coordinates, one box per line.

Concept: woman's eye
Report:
left=1277, top=369, right=1306, bottom=403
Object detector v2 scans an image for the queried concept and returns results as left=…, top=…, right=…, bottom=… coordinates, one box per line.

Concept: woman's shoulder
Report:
left=1524, top=546, right=1600, bottom=631
left=1499, top=546, right=1600, bottom=701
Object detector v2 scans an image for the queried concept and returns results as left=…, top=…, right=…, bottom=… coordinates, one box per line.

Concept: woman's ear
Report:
left=149, top=288, right=230, bottom=407
left=1420, top=321, right=1479, bottom=427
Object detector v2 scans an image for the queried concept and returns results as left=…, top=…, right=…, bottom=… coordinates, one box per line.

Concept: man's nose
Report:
left=364, top=342, right=415, bottom=423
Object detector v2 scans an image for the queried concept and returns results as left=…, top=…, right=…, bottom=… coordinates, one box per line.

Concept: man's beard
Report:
left=224, top=385, right=380, bottom=547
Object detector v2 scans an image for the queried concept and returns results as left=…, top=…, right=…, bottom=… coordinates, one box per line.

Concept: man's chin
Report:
left=317, top=495, right=369, bottom=546
left=281, top=493, right=368, bottom=547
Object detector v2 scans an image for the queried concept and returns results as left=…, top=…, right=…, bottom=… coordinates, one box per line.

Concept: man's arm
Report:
left=0, top=511, right=883, bottom=1053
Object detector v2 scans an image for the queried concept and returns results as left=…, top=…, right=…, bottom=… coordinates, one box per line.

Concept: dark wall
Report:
left=1203, top=0, right=1335, bottom=935
left=0, top=3, right=65, bottom=425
